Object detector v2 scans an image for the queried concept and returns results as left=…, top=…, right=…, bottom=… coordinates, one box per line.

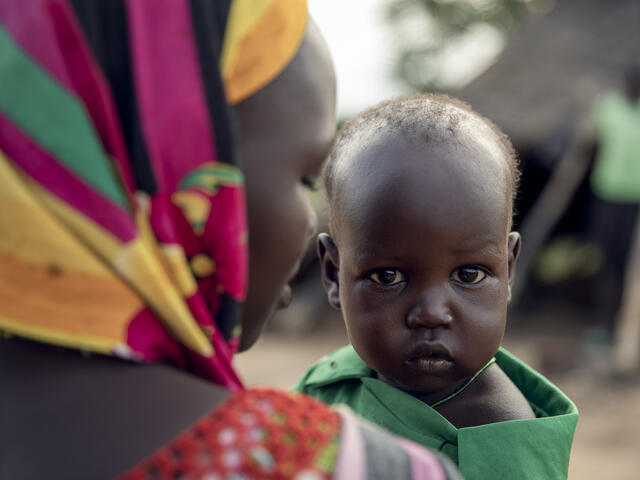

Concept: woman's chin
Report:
left=238, top=285, right=291, bottom=352
left=237, top=319, right=263, bottom=352
left=278, top=284, right=293, bottom=309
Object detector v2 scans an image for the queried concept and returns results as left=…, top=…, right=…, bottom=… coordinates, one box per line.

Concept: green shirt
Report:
left=294, top=345, right=578, bottom=480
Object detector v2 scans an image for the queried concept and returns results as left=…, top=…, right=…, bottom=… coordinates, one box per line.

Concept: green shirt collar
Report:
left=301, top=345, right=578, bottom=479
left=304, top=345, right=578, bottom=419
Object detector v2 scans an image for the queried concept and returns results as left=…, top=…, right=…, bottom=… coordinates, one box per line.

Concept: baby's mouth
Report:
left=405, top=342, right=454, bottom=374
left=409, top=341, right=453, bottom=360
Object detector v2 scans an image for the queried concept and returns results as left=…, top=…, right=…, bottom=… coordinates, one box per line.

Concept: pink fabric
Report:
left=126, top=306, right=243, bottom=388
left=46, top=0, right=137, bottom=194
left=146, top=193, right=239, bottom=370
left=123, top=0, right=247, bottom=386
left=335, top=407, right=449, bottom=479
left=125, top=0, right=219, bottom=193
left=125, top=0, right=247, bottom=386
left=398, top=438, right=447, bottom=480
left=126, top=309, right=186, bottom=365
left=334, top=408, right=367, bottom=480
left=201, top=185, right=247, bottom=302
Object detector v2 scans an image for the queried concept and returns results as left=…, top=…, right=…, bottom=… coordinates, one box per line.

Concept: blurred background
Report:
left=236, top=1, right=640, bottom=477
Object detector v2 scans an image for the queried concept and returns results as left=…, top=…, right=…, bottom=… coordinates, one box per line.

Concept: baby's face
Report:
left=331, top=133, right=519, bottom=402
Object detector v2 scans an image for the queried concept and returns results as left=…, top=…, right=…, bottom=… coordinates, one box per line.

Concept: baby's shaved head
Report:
left=324, top=94, right=520, bottom=231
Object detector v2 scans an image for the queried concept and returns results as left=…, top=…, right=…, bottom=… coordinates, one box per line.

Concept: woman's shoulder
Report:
left=0, top=338, right=231, bottom=479
left=3, top=340, right=458, bottom=479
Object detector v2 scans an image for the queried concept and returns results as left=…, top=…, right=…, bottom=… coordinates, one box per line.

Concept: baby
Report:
left=295, top=95, right=578, bottom=479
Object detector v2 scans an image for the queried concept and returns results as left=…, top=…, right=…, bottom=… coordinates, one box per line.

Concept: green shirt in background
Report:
left=591, top=91, right=640, bottom=203
left=294, top=345, right=578, bottom=480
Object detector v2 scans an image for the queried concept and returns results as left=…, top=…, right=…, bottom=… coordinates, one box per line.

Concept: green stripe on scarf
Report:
left=0, top=26, right=129, bottom=210
left=179, top=163, right=243, bottom=194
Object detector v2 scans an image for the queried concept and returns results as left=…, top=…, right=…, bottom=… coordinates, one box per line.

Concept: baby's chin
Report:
left=376, top=370, right=468, bottom=403
left=376, top=371, right=452, bottom=393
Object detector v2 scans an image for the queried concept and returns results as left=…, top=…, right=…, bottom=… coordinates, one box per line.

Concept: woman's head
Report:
left=234, top=19, right=337, bottom=351
left=0, top=2, right=334, bottom=383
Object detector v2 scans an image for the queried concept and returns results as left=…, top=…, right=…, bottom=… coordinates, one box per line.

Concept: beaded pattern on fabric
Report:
left=119, top=389, right=341, bottom=480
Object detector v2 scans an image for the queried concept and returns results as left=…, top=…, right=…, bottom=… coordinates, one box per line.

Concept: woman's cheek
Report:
left=278, top=188, right=310, bottom=269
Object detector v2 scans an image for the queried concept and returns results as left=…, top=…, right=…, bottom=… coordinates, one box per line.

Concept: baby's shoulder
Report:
left=293, top=345, right=371, bottom=400
left=438, top=363, right=536, bottom=428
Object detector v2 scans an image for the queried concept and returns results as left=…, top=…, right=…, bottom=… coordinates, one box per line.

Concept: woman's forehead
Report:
left=234, top=20, right=336, bottom=160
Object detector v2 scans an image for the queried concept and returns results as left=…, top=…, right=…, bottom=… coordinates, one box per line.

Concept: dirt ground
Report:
left=235, top=310, right=640, bottom=479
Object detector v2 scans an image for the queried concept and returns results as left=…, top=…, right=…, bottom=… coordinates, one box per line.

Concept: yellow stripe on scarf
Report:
left=0, top=151, right=141, bottom=351
left=0, top=151, right=213, bottom=357
left=221, top=0, right=308, bottom=104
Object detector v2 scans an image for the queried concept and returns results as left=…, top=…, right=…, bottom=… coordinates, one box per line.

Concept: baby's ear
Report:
left=507, top=232, right=522, bottom=300
left=317, top=233, right=341, bottom=309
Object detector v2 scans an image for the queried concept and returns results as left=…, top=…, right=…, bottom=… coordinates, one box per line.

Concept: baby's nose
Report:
left=405, top=291, right=452, bottom=329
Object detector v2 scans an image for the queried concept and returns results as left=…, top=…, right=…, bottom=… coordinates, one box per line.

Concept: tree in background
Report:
left=386, top=0, right=548, bottom=91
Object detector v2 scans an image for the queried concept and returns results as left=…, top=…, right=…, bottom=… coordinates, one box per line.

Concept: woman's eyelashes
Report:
left=302, top=175, right=320, bottom=191
left=368, top=268, right=406, bottom=286
left=450, top=266, right=488, bottom=285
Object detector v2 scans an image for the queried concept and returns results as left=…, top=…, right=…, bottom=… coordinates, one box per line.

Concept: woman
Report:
left=0, top=1, right=459, bottom=478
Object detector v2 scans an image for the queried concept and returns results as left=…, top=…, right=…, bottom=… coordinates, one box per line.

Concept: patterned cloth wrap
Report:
left=119, top=389, right=460, bottom=480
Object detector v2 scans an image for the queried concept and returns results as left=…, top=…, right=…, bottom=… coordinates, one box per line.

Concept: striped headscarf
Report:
left=0, top=0, right=307, bottom=390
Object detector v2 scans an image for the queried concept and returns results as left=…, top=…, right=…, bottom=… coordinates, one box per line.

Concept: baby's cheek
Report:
left=468, top=312, right=505, bottom=361
left=345, top=304, right=381, bottom=339
left=351, top=282, right=395, bottom=314
left=351, top=322, right=396, bottom=368
left=468, top=277, right=507, bottom=308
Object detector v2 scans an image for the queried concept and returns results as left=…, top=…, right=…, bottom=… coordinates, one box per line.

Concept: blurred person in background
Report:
left=0, top=1, right=460, bottom=478
left=590, top=65, right=640, bottom=207
left=589, top=65, right=640, bottom=373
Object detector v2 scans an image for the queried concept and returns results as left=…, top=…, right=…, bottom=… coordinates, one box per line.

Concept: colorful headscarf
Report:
left=0, top=0, right=307, bottom=390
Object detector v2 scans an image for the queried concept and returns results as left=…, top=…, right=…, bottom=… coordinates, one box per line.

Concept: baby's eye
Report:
left=369, top=269, right=406, bottom=286
left=451, top=267, right=487, bottom=284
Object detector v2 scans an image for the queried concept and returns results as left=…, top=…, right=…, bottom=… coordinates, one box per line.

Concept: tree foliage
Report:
left=386, top=0, right=548, bottom=91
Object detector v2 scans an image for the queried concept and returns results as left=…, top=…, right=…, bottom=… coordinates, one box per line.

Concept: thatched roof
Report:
left=457, top=0, right=640, bottom=147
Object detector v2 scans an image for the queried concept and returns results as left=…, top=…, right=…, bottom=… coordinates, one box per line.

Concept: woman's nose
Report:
left=405, top=289, right=452, bottom=329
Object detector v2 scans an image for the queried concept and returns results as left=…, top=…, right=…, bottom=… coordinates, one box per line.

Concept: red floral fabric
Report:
left=119, top=389, right=341, bottom=480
